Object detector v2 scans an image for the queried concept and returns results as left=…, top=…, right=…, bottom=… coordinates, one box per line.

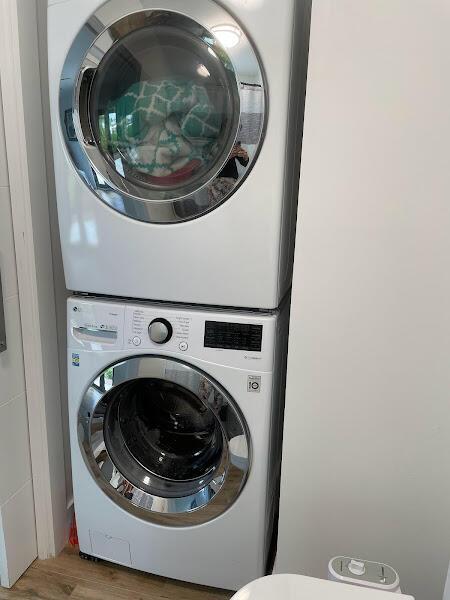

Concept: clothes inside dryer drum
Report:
left=103, top=378, right=225, bottom=498
left=109, top=79, right=221, bottom=178
left=89, top=21, right=237, bottom=194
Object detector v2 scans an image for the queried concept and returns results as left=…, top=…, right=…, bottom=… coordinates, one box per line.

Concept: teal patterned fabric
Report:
left=106, top=80, right=222, bottom=177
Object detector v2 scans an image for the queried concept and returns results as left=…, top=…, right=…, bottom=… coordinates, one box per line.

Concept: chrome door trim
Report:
left=78, top=355, right=251, bottom=526
left=60, top=0, right=266, bottom=224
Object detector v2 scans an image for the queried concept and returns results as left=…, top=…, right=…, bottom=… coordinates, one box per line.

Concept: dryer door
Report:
left=78, top=356, right=250, bottom=526
left=61, top=0, right=265, bottom=223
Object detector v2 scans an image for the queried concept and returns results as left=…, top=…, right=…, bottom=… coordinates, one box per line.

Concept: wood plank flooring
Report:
left=0, top=546, right=234, bottom=599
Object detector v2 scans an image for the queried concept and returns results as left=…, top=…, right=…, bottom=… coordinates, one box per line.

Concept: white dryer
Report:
left=67, top=296, right=288, bottom=590
left=48, top=0, right=311, bottom=309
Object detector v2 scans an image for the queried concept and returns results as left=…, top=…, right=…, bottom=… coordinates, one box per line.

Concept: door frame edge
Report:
left=0, top=0, right=68, bottom=561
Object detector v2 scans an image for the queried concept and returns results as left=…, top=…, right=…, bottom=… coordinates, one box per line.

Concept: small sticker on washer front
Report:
left=247, top=375, right=261, bottom=393
left=72, top=353, right=80, bottom=367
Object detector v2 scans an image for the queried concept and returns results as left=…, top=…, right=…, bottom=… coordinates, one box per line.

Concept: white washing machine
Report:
left=67, top=295, right=289, bottom=590
left=48, top=0, right=311, bottom=309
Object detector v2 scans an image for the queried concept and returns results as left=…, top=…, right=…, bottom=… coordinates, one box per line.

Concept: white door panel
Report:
left=0, top=81, right=37, bottom=588
left=0, top=482, right=36, bottom=588
left=0, top=394, right=32, bottom=507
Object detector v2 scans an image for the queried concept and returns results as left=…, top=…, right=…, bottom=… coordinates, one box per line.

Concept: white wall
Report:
left=36, top=0, right=72, bottom=506
left=276, top=2, right=450, bottom=599
left=0, top=82, right=37, bottom=588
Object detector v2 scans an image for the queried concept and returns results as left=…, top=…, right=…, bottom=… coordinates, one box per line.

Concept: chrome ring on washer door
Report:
left=78, top=356, right=251, bottom=526
left=60, top=0, right=266, bottom=223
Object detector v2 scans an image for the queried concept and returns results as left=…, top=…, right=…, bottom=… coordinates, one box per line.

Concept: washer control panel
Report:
left=125, top=306, right=192, bottom=352
left=68, top=298, right=277, bottom=372
left=122, top=304, right=273, bottom=369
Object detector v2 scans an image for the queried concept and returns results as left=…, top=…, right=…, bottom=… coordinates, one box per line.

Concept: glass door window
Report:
left=79, top=356, right=250, bottom=526
left=62, top=3, right=265, bottom=223
left=90, top=21, right=238, bottom=199
left=104, top=379, right=224, bottom=498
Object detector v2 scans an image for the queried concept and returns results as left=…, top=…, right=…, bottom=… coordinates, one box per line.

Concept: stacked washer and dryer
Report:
left=48, top=0, right=310, bottom=591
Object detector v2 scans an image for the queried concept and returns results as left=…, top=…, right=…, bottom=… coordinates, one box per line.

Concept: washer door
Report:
left=61, top=0, right=265, bottom=223
left=78, top=356, right=250, bottom=526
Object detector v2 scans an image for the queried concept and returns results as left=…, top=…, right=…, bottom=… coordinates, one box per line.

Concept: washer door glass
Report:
left=104, top=378, right=224, bottom=498
left=78, top=356, right=250, bottom=526
left=63, top=4, right=265, bottom=223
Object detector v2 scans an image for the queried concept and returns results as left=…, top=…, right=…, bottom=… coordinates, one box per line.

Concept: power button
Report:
left=132, top=336, right=141, bottom=346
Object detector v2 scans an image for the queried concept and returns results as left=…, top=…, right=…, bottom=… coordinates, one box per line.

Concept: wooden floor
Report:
left=0, top=546, right=234, bottom=599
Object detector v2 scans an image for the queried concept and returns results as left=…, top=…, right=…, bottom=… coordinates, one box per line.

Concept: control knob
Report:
left=148, top=318, right=173, bottom=344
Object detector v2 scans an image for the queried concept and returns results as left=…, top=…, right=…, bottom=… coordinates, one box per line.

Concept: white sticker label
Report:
left=247, top=375, right=261, bottom=393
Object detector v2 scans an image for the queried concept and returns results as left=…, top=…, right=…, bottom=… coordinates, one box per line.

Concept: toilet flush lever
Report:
left=348, top=560, right=366, bottom=576
left=0, top=269, right=6, bottom=354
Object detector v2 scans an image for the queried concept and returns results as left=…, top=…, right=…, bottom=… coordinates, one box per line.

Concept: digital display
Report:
left=204, top=321, right=263, bottom=352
